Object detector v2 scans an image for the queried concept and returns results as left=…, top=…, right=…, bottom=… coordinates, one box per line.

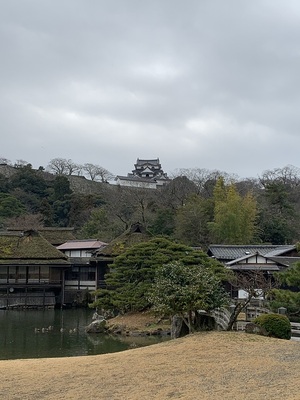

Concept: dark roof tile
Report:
left=208, top=245, right=295, bottom=260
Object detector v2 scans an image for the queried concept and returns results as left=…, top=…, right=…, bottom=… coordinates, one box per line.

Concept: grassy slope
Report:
left=1, top=331, right=300, bottom=399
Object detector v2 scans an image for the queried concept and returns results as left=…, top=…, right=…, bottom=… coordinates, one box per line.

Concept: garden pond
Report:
left=0, top=308, right=168, bottom=360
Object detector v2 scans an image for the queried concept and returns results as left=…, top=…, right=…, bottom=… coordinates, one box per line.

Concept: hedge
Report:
left=254, top=313, right=291, bottom=340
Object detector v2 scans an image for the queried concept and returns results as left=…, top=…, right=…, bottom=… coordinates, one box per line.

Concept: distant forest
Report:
left=1, top=157, right=300, bottom=248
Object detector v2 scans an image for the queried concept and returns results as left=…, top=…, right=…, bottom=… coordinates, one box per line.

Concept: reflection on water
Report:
left=0, top=309, right=168, bottom=360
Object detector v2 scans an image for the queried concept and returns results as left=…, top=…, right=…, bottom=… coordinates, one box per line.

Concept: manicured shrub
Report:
left=254, top=313, right=291, bottom=340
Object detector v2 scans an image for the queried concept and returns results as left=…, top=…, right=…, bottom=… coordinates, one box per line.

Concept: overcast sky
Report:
left=1, top=0, right=300, bottom=179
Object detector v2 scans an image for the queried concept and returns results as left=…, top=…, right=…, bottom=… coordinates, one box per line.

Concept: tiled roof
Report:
left=268, top=256, right=300, bottom=267
left=264, top=245, right=296, bottom=257
left=208, top=245, right=295, bottom=261
left=136, top=158, right=160, bottom=166
left=57, top=239, right=107, bottom=251
left=226, top=253, right=260, bottom=265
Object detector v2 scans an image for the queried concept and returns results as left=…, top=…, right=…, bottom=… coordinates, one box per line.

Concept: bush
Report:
left=254, top=313, right=291, bottom=340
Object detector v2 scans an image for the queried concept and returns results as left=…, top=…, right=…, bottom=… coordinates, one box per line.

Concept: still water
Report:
left=0, top=309, right=167, bottom=360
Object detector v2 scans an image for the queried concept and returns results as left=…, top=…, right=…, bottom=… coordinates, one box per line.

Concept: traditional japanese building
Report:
left=115, top=158, right=171, bottom=189
left=207, top=244, right=300, bottom=300
left=55, top=224, right=151, bottom=306
left=56, top=239, right=107, bottom=295
left=0, top=230, right=70, bottom=309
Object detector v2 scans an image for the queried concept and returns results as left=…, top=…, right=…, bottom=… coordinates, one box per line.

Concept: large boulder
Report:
left=245, top=322, right=268, bottom=336
left=92, top=312, right=105, bottom=321
left=85, top=319, right=107, bottom=333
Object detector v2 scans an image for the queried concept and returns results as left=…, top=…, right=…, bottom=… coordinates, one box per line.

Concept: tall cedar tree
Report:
left=174, top=194, right=213, bottom=247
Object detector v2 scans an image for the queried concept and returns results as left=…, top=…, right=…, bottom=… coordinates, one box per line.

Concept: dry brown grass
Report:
left=106, top=311, right=171, bottom=334
left=1, top=330, right=300, bottom=400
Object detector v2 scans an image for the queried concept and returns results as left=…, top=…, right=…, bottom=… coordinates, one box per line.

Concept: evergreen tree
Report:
left=149, top=261, right=228, bottom=333
left=148, top=208, right=175, bottom=236
left=10, top=164, right=47, bottom=197
left=79, top=208, right=123, bottom=241
left=94, top=237, right=227, bottom=313
left=174, top=195, right=213, bottom=247
left=270, top=262, right=300, bottom=319
left=258, top=181, right=297, bottom=244
left=52, top=176, right=72, bottom=200
left=0, top=193, right=26, bottom=218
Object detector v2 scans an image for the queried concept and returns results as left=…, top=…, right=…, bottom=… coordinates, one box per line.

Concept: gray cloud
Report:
left=1, top=0, right=300, bottom=179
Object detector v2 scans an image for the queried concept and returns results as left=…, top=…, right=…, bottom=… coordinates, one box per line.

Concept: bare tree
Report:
left=0, top=157, right=12, bottom=165
left=47, top=158, right=68, bottom=175
left=47, top=158, right=82, bottom=176
left=82, top=163, right=114, bottom=182
left=65, top=159, right=82, bottom=175
left=5, top=213, right=44, bottom=230
left=159, top=176, right=198, bottom=209
left=226, top=270, right=278, bottom=331
left=171, top=168, right=239, bottom=197
left=14, top=159, right=30, bottom=168
left=235, top=177, right=261, bottom=196
left=106, top=186, right=137, bottom=230
left=259, top=165, right=300, bottom=189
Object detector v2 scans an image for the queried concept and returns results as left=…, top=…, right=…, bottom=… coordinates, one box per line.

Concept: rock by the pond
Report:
left=92, top=312, right=105, bottom=321
left=86, top=319, right=107, bottom=333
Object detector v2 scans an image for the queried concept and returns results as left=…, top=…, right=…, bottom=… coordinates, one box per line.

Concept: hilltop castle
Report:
left=115, top=158, right=171, bottom=189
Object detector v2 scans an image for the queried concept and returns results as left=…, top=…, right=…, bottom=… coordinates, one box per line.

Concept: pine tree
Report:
left=95, top=237, right=227, bottom=313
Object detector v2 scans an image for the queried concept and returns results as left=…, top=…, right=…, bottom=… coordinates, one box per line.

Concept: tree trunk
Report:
left=226, top=298, right=252, bottom=331
left=187, top=310, right=193, bottom=334
left=171, top=315, right=190, bottom=339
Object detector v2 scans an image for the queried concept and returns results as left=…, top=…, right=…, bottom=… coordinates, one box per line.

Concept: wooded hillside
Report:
left=1, top=161, right=300, bottom=247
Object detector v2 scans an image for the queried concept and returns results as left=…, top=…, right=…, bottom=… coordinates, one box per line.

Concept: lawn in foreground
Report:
left=1, top=331, right=300, bottom=400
